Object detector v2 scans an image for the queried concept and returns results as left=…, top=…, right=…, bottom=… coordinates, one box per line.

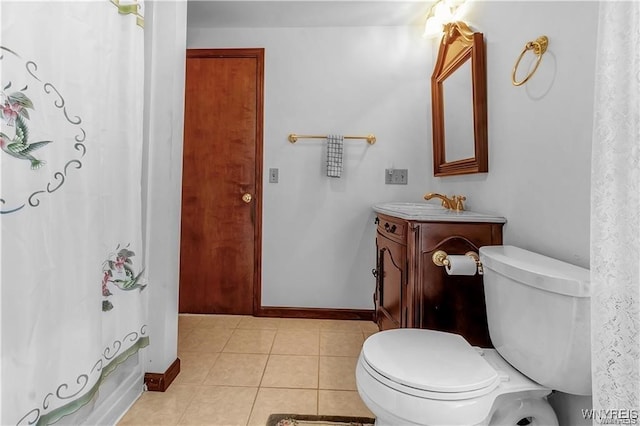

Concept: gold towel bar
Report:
left=288, top=133, right=376, bottom=144
left=512, top=35, right=549, bottom=86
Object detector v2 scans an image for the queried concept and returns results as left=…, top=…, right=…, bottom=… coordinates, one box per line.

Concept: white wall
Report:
left=189, top=25, right=435, bottom=309
left=142, top=1, right=187, bottom=377
left=188, top=2, right=597, bottom=423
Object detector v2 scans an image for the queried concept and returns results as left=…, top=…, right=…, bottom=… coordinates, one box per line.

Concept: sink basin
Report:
left=377, top=202, right=444, bottom=211
left=375, top=202, right=444, bottom=215
left=373, top=201, right=506, bottom=223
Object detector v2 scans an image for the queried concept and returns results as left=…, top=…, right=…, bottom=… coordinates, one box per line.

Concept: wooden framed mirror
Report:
left=431, top=21, right=488, bottom=176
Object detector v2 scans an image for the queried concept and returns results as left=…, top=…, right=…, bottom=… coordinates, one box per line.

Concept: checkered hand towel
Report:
left=326, top=134, right=344, bottom=178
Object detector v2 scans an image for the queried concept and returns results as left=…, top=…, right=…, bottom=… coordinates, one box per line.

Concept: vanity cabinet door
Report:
left=375, top=231, right=406, bottom=331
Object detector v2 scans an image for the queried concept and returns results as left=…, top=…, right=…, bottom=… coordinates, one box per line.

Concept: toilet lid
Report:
left=362, top=329, right=499, bottom=394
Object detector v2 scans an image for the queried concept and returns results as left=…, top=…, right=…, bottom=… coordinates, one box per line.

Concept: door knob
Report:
left=242, top=193, right=253, bottom=203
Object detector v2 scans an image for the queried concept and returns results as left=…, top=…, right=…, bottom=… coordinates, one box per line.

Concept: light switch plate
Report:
left=269, top=168, right=279, bottom=183
left=385, top=169, right=408, bottom=185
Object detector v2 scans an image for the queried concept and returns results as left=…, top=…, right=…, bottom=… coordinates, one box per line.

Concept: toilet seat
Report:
left=361, top=329, right=502, bottom=400
left=357, top=340, right=555, bottom=426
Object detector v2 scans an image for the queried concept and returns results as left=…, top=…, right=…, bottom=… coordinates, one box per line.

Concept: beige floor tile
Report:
left=223, top=328, right=276, bottom=353
left=271, top=329, right=320, bottom=355
left=198, top=314, right=244, bottom=329
left=319, top=356, right=358, bottom=390
left=118, top=384, right=197, bottom=425
left=173, top=351, right=219, bottom=386
left=123, top=316, right=379, bottom=425
left=363, top=331, right=377, bottom=341
left=179, top=328, right=234, bottom=353
left=178, top=324, right=196, bottom=337
left=247, top=388, right=317, bottom=426
left=318, top=390, right=374, bottom=418
left=177, top=386, right=257, bottom=425
left=261, top=355, right=319, bottom=389
left=178, top=314, right=204, bottom=330
left=177, top=328, right=195, bottom=348
left=320, top=331, right=365, bottom=357
left=237, top=316, right=282, bottom=329
left=203, top=352, right=268, bottom=387
left=359, top=321, right=380, bottom=334
left=178, top=315, right=202, bottom=343
left=319, top=319, right=364, bottom=333
left=278, top=318, right=325, bottom=330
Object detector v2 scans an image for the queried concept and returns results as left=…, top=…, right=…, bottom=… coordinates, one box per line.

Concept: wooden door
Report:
left=179, top=49, right=264, bottom=314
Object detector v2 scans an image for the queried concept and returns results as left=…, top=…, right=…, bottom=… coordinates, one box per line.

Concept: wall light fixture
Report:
left=424, top=0, right=469, bottom=38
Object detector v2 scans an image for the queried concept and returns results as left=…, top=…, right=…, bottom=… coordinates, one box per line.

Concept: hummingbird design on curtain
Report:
left=0, top=82, right=53, bottom=170
left=102, top=244, right=146, bottom=312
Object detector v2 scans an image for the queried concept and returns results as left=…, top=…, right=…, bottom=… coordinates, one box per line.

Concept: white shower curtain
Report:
left=590, top=0, right=640, bottom=416
left=1, top=1, right=147, bottom=424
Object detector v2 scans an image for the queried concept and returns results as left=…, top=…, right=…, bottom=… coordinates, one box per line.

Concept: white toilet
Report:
left=356, top=245, right=591, bottom=426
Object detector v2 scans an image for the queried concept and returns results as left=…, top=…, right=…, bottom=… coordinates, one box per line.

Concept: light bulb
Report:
left=434, top=0, right=453, bottom=22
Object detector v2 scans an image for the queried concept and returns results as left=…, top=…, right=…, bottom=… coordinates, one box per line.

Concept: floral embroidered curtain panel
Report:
left=1, top=2, right=147, bottom=424
left=591, top=0, right=640, bottom=415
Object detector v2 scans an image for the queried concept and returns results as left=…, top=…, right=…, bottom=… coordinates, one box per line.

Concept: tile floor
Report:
left=118, top=315, right=379, bottom=425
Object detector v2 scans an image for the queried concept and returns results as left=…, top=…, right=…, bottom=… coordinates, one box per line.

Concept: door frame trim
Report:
left=185, top=48, right=264, bottom=314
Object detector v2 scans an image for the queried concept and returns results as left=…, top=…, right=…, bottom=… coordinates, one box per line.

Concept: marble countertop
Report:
left=373, top=202, right=507, bottom=223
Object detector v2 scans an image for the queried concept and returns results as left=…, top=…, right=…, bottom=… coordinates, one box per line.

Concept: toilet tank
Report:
left=479, top=245, right=591, bottom=395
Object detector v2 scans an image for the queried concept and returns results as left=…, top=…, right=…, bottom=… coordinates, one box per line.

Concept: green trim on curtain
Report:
left=35, top=336, right=149, bottom=426
left=109, top=0, right=144, bottom=28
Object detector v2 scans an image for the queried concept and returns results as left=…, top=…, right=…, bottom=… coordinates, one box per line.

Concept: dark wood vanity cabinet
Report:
left=373, top=213, right=503, bottom=347
left=374, top=215, right=407, bottom=331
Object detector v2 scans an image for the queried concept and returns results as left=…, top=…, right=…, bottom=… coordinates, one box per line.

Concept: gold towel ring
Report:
left=512, top=36, right=549, bottom=86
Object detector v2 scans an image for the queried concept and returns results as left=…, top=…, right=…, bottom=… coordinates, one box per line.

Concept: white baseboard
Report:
left=84, top=360, right=144, bottom=425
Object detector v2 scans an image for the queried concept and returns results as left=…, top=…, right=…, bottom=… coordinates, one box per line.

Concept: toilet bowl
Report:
left=356, top=245, right=591, bottom=426
left=356, top=329, right=557, bottom=426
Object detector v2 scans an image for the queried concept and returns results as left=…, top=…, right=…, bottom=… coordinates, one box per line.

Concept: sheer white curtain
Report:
left=1, top=2, right=147, bottom=424
left=590, top=0, right=640, bottom=414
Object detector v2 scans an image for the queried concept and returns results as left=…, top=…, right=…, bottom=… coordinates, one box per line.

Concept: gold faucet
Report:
left=424, top=192, right=466, bottom=211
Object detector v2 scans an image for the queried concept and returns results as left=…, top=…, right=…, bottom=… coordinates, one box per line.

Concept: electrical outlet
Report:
left=385, top=169, right=408, bottom=185
left=269, top=168, right=279, bottom=183
left=394, top=169, right=408, bottom=184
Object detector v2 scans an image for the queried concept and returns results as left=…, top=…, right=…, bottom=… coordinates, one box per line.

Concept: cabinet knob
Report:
left=371, top=268, right=379, bottom=278
left=384, top=223, right=397, bottom=233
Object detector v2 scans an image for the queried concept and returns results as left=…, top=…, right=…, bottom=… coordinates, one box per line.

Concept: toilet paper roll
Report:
left=445, top=255, right=478, bottom=276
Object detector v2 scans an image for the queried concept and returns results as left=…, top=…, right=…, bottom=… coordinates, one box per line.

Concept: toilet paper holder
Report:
left=432, top=250, right=484, bottom=275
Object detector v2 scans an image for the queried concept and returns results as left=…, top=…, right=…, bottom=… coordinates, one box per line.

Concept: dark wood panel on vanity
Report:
left=376, top=215, right=406, bottom=244
left=376, top=232, right=406, bottom=329
left=373, top=214, right=503, bottom=348
left=374, top=214, right=408, bottom=330
left=413, top=222, right=503, bottom=347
